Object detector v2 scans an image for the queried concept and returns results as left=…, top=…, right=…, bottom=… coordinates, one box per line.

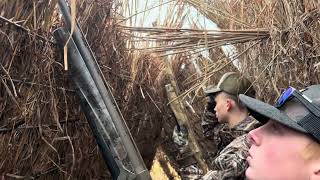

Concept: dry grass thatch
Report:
left=186, top=0, right=320, bottom=102
left=122, top=26, right=269, bottom=57
left=0, top=0, right=169, bottom=179
left=123, top=0, right=320, bottom=103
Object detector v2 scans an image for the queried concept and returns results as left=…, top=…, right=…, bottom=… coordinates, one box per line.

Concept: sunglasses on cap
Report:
left=275, top=87, right=320, bottom=117
left=275, top=86, right=320, bottom=141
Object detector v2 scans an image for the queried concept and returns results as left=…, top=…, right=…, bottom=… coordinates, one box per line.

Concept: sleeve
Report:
left=201, top=108, right=224, bottom=140
left=201, top=134, right=249, bottom=180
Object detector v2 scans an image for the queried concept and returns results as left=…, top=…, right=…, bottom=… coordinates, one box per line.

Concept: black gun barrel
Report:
left=55, top=1, right=151, bottom=179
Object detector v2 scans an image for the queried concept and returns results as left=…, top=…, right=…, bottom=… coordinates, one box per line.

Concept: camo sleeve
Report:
left=201, top=108, right=224, bottom=140
left=201, top=134, right=250, bottom=180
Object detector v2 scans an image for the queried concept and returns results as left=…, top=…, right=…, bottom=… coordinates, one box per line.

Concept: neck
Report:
left=227, top=110, right=249, bottom=128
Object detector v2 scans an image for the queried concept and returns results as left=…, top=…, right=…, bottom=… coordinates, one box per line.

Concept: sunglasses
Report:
left=273, top=87, right=320, bottom=142
left=276, top=86, right=320, bottom=118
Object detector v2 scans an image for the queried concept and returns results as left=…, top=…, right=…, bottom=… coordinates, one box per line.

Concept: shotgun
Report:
left=54, top=1, right=151, bottom=179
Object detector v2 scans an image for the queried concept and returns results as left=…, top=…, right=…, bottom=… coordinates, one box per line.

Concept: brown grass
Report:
left=123, top=0, right=320, bottom=103
left=190, top=0, right=320, bottom=103
left=0, top=0, right=167, bottom=179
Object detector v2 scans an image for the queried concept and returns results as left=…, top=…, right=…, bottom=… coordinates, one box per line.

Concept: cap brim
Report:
left=204, top=86, right=221, bottom=96
left=239, top=94, right=307, bottom=133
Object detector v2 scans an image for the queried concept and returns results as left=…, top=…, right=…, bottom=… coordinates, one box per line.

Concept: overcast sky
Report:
left=122, top=0, right=218, bottom=29
left=121, top=0, right=240, bottom=70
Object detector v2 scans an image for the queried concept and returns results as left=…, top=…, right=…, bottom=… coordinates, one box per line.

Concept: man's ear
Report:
left=226, top=99, right=233, bottom=111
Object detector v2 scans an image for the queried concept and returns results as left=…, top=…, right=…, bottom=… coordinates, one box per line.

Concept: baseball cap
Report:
left=239, top=85, right=320, bottom=143
left=204, top=72, right=255, bottom=97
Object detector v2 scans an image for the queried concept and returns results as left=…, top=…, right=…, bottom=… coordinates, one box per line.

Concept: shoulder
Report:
left=214, top=134, right=249, bottom=165
left=211, top=135, right=249, bottom=176
left=219, top=134, right=249, bottom=154
left=237, top=116, right=261, bottom=132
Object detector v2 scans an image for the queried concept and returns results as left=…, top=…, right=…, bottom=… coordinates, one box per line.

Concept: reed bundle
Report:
left=121, top=25, right=269, bottom=56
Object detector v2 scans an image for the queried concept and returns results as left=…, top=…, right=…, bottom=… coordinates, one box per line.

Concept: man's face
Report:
left=246, top=121, right=311, bottom=180
left=214, top=92, right=229, bottom=123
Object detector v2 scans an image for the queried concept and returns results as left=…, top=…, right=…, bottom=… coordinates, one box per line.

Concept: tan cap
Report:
left=205, top=72, right=255, bottom=97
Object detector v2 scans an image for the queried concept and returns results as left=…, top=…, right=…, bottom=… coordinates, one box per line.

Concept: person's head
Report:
left=205, top=72, right=255, bottom=125
left=240, top=85, right=320, bottom=180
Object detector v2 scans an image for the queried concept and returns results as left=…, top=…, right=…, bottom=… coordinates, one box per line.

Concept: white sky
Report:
left=122, top=0, right=218, bottom=29
left=120, top=0, right=241, bottom=70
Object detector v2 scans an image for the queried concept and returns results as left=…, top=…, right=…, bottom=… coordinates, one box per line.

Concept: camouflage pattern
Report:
left=173, top=107, right=260, bottom=179
left=180, top=165, right=203, bottom=180
left=201, top=134, right=249, bottom=180
left=172, top=124, right=204, bottom=179
left=201, top=108, right=259, bottom=155
left=201, top=108, right=260, bottom=180
left=172, top=125, right=189, bottom=151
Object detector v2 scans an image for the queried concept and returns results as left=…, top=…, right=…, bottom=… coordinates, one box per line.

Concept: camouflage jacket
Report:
left=201, top=134, right=250, bottom=180
left=201, top=108, right=258, bottom=155
left=201, top=108, right=260, bottom=180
